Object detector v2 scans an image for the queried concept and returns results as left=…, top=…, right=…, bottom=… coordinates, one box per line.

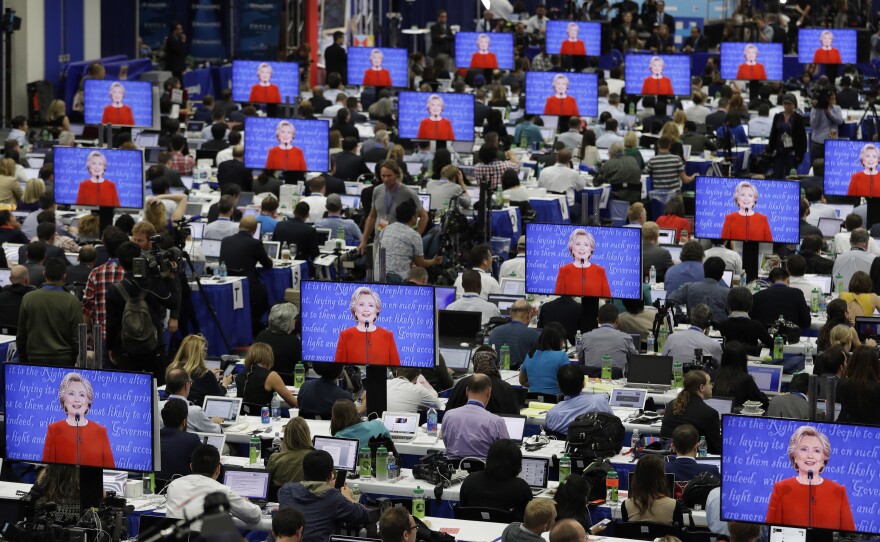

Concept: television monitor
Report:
left=720, top=414, right=880, bottom=533
left=524, top=72, right=598, bottom=117
left=545, top=21, right=601, bottom=57
left=3, top=364, right=156, bottom=471
left=797, top=28, right=857, bottom=65
left=347, top=47, right=409, bottom=88
left=397, top=91, right=475, bottom=142
left=54, top=147, right=145, bottom=209
left=454, top=32, right=515, bottom=70
left=231, top=60, right=300, bottom=103
left=244, top=117, right=329, bottom=173
left=300, top=281, right=436, bottom=367
left=524, top=223, right=642, bottom=299
left=694, top=177, right=800, bottom=244
left=854, top=316, right=880, bottom=343
left=720, top=43, right=784, bottom=81
left=84, top=79, right=154, bottom=127
left=624, top=54, right=691, bottom=96
left=823, top=139, right=880, bottom=197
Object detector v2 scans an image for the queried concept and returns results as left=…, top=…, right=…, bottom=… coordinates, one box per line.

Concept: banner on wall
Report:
left=190, top=0, right=227, bottom=62
left=237, top=0, right=282, bottom=59
left=140, top=1, right=174, bottom=50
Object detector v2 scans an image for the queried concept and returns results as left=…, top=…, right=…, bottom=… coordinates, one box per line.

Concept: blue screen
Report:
left=454, top=32, right=515, bottom=70
left=54, top=147, right=145, bottom=209
left=524, top=223, right=642, bottom=299
left=243, top=117, right=329, bottom=172
left=231, top=60, right=300, bottom=103
left=694, top=177, right=800, bottom=244
left=300, top=281, right=436, bottom=368
left=545, top=21, right=602, bottom=57
left=4, top=364, right=155, bottom=471
left=347, top=47, right=409, bottom=87
left=398, top=91, right=475, bottom=142
left=435, top=286, right=455, bottom=310
left=525, top=72, right=598, bottom=117
left=721, top=415, right=880, bottom=534
left=624, top=54, right=691, bottom=96
left=823, top=139, right=880, bottom=197
left=797, top=28, right=857, bottom=64
left=84, top=79, right=153, bottom=127
left=720, top=42, right=784, bottom=81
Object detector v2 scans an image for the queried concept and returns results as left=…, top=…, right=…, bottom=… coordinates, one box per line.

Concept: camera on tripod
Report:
left=133, top=235, right=183, bottom=280
left=812, top=87, right=832, bottom=110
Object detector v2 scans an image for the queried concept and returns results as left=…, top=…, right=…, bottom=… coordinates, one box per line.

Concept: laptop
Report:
left=194, top=432, right=227, bottom=453
left=0, top=268, right=11, bottom=287
left=417, top=194, right=431, bottom=210
left=440, top=346, right=471, bottom=374
left=144, top=147, right=164, bottom=164
left=704, top=397, right=734, bottom=416
left=609, top=388, right=648, bottom=410
left=223, top=467, right=270, bottom=506
left=499, top=277, right=526, bottom=296
left=466, top=186, right=481, bottom=204
left=202, top=396, right=243, bottom=425
left=65, top=253, right=79, bottom=265
left=625, top=354, right=673, bottom=391
left=747, top=363, right=784, bottom=393
left=435, top=286, right=456, bottom=310
left=661, top=244, right=683, bottom=262
left=186, top=203, right=204, bottom=217
left=339, top=194, right=361, bottom=209
left=263, top=241, right=281, bottom=260
left=817, top=217, right=843, bottom=238
left=438, top=309, right=482, bottom=345
left=722, top=270, right=733, bottom=287
left=134, top=131, right=160, bottom=148
left=657, top=229, right=677, bottom=245
left=381, top=412, right=420, bottom=442
left=201, top=239, right=222, bottom=260
left=499, top=414, right=527, bottom=443
left=313, top=435, right=360, bottom=487
left=189, top=221, right=206, bottom=240
left=855, top=316, right=880, bottom=343
left=406, top=162, right=423, bottom=176
left=487, top=294, right=522, bottom=316
left=103, top=470, right=128, bottom=495
left=801, top=274, right=832, bottom=295
left=345, top=182, right=363, bottom=195
left=519, top=457, right=550, bottom=495
left=316, top=228, right=332, bottom=245
left=452, top=140, right=475, bottom=154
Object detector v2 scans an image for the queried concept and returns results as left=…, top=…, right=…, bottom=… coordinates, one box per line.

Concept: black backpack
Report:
left=565, top=412, right=626, bottom=461
left=115, top=281, right=158, bottom=353
left=681, top=470, right=721, bottom=509
left=581, top=458, right=613, bottom=502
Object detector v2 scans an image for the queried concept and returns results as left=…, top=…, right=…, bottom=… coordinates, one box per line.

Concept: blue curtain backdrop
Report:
left=44, top=0, right=84, bottom=87
left=234, top=0, right=282, bottom=60
left=101, top=0, right=136, bottom=59
left=190, top=0, right=228, bottom=62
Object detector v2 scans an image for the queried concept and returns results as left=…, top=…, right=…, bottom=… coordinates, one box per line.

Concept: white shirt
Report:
left=165, top=474, right=262, bottom=531
left=748, top=116, right=773, bottom=138
left=454, top=268, right=500, bottom=300
left=606, top=78, right=625, bottom=97
left=215, top=146, right=235, bottom=165
left=598, top=102, right=628, bottom=126
left=538, top=163, right=586, bottom=203
left=300, top=194, right=327, bottom=223
left=525, top=14, right=547, bottom=33
left=805, top=202, right=839, bottom=227
left=447, top=293, right=502, bottom=325
left=323, top=104, right=344, bottom=118
left=684, top=105, right=711, bottom=124
left=386, top=377, right=439, bottom=412
left=788, top=276, right=817, bottom=303
left=704, top=246, right=743, bottom=274
left=499, top=255, right=525, bottom=279
left=203, top=218, right=239, bottom=240
left=595, top=131, right=624, bottom=149
left=833, top=231, right=880, bottom=256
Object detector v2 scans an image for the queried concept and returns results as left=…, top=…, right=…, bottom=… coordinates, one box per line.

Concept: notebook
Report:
left=223, top=467, right=270, bottom=505
left=609, top=388, right=648, bottom=410
left=499, top=414, right=527, bottom=443
left=440, top=346, right=471, bottom=373
left=747, top=363, right=784, bottom=393
left=487, top=294, right=522, bottom=316
left=201, top=396, right=242, bottom=424
left=194, top=432, right=227, bottom=453
left=519, top=457, right=550, bottom=495
left=381, top=412, right=420, bottom=442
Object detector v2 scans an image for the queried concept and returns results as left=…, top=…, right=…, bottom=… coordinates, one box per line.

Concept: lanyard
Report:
left=384, top=186, right=399, bottom=216
left=466, top=400, right=486, bottom=409
left=42, top=285, right=65, bottom=291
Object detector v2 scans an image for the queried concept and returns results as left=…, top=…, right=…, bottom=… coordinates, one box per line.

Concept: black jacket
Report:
left=642, top=243, right=674, bottom=283
left=208, top=203, right=243, bottom=223
left=751, top=283, right=811, bottom=329
left=705, top=110, right=728, bottom=133
left=333, top=151, right=371, bottom=182
left=362, top=145, right=391, bottom=165
left=429, top=23, right=453, bottom=57
left=106, top=274, right=179, bottom=356
left=0, top=228, right=29, bottom=245
left=710, top=369, right=770, bottom=410
left=446, top=373, right=521, bottom=415
left=157, top=426, right=201, bottom=483
left=837, top=88, right=861, bottom=110
left=717, top=316, right=773, bottom=356
left=538, top=296, right=582, bottom=345
left=201, top=139, right=229, bottom=153
left=217, top=159, right=254, bottom=192
left=19, top=243, right=67, bottom=266
left=220, top=231, right=272, bottom=278
left=837, top=378, right=880, bottom=426
left=0, top=283, right=32, bottom=328
left=802, top=251, right=834, bottom=275
left=660, top=395, right=722, bottom=454
left=324, top=43, right=348, bottom=81
left=65, top=263, right=93, bottom=285
left=164, top=35, right=187, bottom=74
left=272, top=218, right=320, bottom=261
left=767, top=111, right=807, bottom=162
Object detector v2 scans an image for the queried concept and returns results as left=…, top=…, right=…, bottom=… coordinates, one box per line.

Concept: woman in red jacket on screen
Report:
left=417, top=95, right=456, bottom=140
left=42, top=372, right=115, bottom=468
left=470, top=34, right=499, bottom=69
left=248, top=63, right=282, bottom=103
left=812, top=31, right=842, bottom=64
left=265, top=120, right=307, bottom=171
left=720, top=181, right=773, bottom=242
left=554, top=228, right=612, bottom=297
left=75, top=151, right=120, bottom=207
left=101, top=82, right=135, bottom=126
left=765, top=425, right=854, bottom=530
left=559, top=23, right=587, bottom=56
left=363, top=49, right=393, bottom=87
left=334, top=286, right=401, bottom=365
left=543, top=74, right=580, bottom=116
left=736, top=44, right=767, bottom=80
left=846, top=143, right=880, bottom=197
left=641, top=56, right=674, bottom=95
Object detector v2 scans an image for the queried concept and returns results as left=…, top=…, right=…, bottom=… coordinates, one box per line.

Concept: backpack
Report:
left=565, top=412, right=626, bottom=462
left=581, top=458, right=613, bottom=501
left=631, top=436, right=675, bottom=459
left=680, top=470, right=721, bottom=509
left=114, top=281, right=157, bottom=353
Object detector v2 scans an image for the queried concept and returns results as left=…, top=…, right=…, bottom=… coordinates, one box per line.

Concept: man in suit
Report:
left=333, top=137, right=371, bottom=182
left=799, top=198, right=823, bottom=239
left=217, top=145, right=253, bottom=192
left=221, top=216, right=273, bottom=334
left=324, top=31, right=347, bottom=83
left=681, top=121, right=716, bottom=154
left=538, top=296, right=581, bottom=346
left=429, top=10, right=453, bottom=58
left=362, top=130, right=392, bottom=164
left=642, top=222, right=674, bottom=283
left=646, top=24, right=675, bottom=53
left=666, top=423, right=720, bottom=481
left=273, top=202, right=320, bottom=263
left=578, top=304, right=638, bottom=377
left=767, top=373, right=810, bottom=419
left=157, top=399, right=201, bottom=485
left=681, top=25, right=708, bottom=53
left=660, top=369, right=722, bottom=454
left=704, top=98, right=729, bottom=133
left=751, top=267, right=811, bottom=332
left=318, top=159, right=347, bottom=196
left=837, top=76, right=861, bottom=110
left=652, top=1, right=675, bottom=30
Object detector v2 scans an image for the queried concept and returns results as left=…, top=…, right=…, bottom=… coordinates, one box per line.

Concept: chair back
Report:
left=526, top=391, right=561, bottom=404
left=459, top=458, right=485, bottom=473
left=613, top=521, right=682, bottom=541
left=454, top=505, right=516, bottom=523
left=680, top=528, right=730, bottom=542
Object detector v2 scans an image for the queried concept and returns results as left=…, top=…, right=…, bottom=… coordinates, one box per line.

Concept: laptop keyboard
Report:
left=391, top=434, right=415, bottom=442
left=624, top=383, right=671, bottom=393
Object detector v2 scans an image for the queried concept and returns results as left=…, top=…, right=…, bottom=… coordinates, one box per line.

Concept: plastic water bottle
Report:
left=272, top=432, right=282, bottom=453
left=673, top=360, right=684, bottom=388
left=427, top=404, right=438, bottom=437
left=649, top=265, right=657, bottom=285
left=606, top=469, right=619, bottom=502
left=739, top=271, right=747, bottom=287
left=559, top=454, right=571, bottom=483
left=601, top=354, right=613, bottom=380
left=218, top=260, right=227, bottom=278
left=773, top=334, right=784, bottom=362
left=281, top=241, right=291, bottom=260
left=351, top=483, right=362, bottom=503
left=836, top=273, right=845, bottom=294
left=271, top=392, right=281, bottom=421
left=500, top=344, right=511, bottom=370
left=811, top=288, right=820, bottom=314
left=294, top=362, right=305, bottom=388
left=212, top=264, right=220, bottom=278
left=679, top=229, right=688, bottom=244
left=805, top=343, right=814, bottom=372
left=575, top=330, right=583, bottom=350
left=336, top=228, right=345, bottom=250
left=631, top=429, right=640, bottom=451
left=358, top=446, right=372, bottom=479
left=752, top=281, right=761, bottom=294
left=375, top=446, right=389, bottom=481
left=249, top=434, right=260, bottom=464
left=647, top=334, right=655, bottom=354
left=819, top=293, right=827, bottom=315
left=658, top=329, right=668, bottom=351
left=412, top=486, right=426, bottom=518
left=495, top=185, right=503, bottom=206
left=698, top=436, right=708, bottom=457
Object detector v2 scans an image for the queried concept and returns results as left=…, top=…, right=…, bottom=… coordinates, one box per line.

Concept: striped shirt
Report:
left=646, top=153, right=684, bottom=190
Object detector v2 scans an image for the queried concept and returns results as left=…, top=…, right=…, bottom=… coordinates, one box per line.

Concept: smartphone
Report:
left=595, top=519, right=611, bottom=528
left=223, top=364, right=236, bottom=377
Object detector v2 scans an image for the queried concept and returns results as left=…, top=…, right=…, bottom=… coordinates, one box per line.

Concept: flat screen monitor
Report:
left=312, top=435, right=359, bottom=470
left=231, top=60, right=299, bottom=103
left=454, top=32, right=515, bottom=70
left=244, top=117, right=329, bottom=172
left=435, top=286, right=456, bottom=310
left=347, top=47, right=409, bottom=88
left=823, top=139, right=880, bottom=197
left=84, top=79, right=154, bottom=127
left=720, top=414, right=880, bottom=533
left=720, top=43, right=783, bottom=81
left=627, top=354, right=673, bottom=385
left=545, top=21, right=601, bottom=57
left=694, top=177, right=800, bottom=244
left=524, top=72, right=598, bottom=117
left=746, top=363, right=783, bottom=393
left=524, top=223, right=642, bottom=299
left=624, top=54, right=691, bottom=96
left=704, top=397, right=734, bottom=416
left=301, top=281, right=436, bottom=367
left=438, top=309, right=482, bottom=341
left=397, top=91, right=475, bottom=142
left=500, top=277, right=525, bottom=295
left=3, top=364, right=156, bottom=471
left=54, top=147, right=145, bottom=209
left=797, top=28, right=856, bottom=64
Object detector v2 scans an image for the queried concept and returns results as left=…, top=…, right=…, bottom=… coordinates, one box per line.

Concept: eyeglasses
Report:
left=406, top=525, right=419, bottom=532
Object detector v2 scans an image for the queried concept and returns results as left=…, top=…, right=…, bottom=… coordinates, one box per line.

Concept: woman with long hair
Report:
left=711, top=341, right=769, bottom=410
left=267, top=417, right=314, bottom=486
left=429, top=148, right=453, bottom=180
left=579, top=129, right=601, bottom=169
left=18, top=178, right=45, bottom=212
left=837, top=346, right=880, bottom=425
left=840, top=271, right=880, bottom=317
left=622, top=454, right=684, bottom=524
left=234, top=343, right=298, bottom=413
left=660, top=370, right=721, bottom=454
left=35, top=465, right=81, bottom=523
left=46, top=99, right=71, bottom=135
left=168, top=334, right=231, bottom=406
left=460, top=439, right=533, bottom=521
left=717, top=287, right=773, bottom=356
left=331, top=108, right=360, bottom=140
left=484, top=109, right=513, bottom=151
left=330, top=398, right=390, bottom=448
left=328, top=130, right=343, bottom=156
left=817, top=299, right=869, bottom=351
left=519, top=322, right=571, bottom=394
left=554, top=474, right=594, bottom=532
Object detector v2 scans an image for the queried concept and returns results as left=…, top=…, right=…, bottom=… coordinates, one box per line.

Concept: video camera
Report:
left=812, top=86, right=833, bottom=110
left=133, top=235, right=183, bottom=280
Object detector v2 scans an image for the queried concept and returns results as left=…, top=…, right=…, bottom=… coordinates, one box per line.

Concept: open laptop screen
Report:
left=499, top=415, right=526, bottom=442
left=313, top=435, right=359, bottom=470
left=223, top=468, right=269, bottom=500
left=627, top=355, right=673, bottom=385
left=440, top=347, right=471, bottom=370
left=519, top=457, right=549, bottom=488
left=746, top=364, right=783, bottom=393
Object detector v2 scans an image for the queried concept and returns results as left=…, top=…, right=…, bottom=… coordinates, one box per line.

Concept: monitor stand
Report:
left=742, top=241, right=759, bottom=284
left=581, top=297, right=598, bottom=333
left=364, top=365, right=387, bottom=417
left=867, top=199, right=880, bottom=229
left=80, top=465, right=103, bottom=511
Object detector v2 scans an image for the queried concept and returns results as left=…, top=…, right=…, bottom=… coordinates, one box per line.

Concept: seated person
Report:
left=717, top=287, right=773, bottom=356
left=159, top=368, right=222, bottom=434
left=235, top=343, right=298, bottom=414
left=330, top=398, right=390, bottom=448
left=660, top=370, right=722, bottom=454
left=296, top=362, right=353, bottom=419
left=156, top=399, right=201, bottom=486
left=711, top=341, right=770, bottom=411
left=502, top=500, right=557, bottom=542
left=665, top=423, right=721, bottom=481
left=519, top=323, right=571, bottom=395
left=459, top=439, right=534, bottom=521
left=272, top=508, right=306, bottom=542
left=268, top=417, right=315, bottom=487
left=442, top=374, right=510, bottom=458
left=386, top=367, right=439, bottom=412
left=446, top=346, right=522, bottom=415
left=661, top=304, right=722, bottom=365
left=621, top=455, right=685, bottom=524
left=545, top=365, right=613, bottom=435
left=578, top=303, right=637, bottom=378
left=767, top=373, right=810, bottom=420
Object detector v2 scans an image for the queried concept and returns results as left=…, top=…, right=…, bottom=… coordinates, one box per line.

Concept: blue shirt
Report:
left=545, top=393, right=613, bottom=434
left=314, top=215, right=362, bottom=246
left=335, top=419, right=391, bottom=449
left=514, top=121, right=544, bottom=147
left=715, top=124, right=748, bottom=146
left=489, top=321, right=541, bottom=369
left=664, top=261, right=704, bottom=294
left=520, top=350, right=570, bottom=395
left=256, top=214, right=278, bottom=236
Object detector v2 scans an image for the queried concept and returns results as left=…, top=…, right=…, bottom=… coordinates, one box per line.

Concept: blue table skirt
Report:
left=190, top=278, right=253, bottom=356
